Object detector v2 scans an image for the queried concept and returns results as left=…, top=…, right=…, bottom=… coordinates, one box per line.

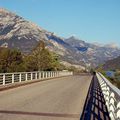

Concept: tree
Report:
left=0, top=41, right=62, bottom=72
left=49, top=53, right=60, bottom=70
left=23, top=55, right=38, bottom=71
left=0, top=47, right=24, bottom=72
left=32, top=41, right=53, bottom=70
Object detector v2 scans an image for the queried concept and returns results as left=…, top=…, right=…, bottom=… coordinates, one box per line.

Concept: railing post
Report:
left=117, top=102, right=120, bottom=119
left=48, top=72, right=49, bottom=78
left=49, top=72, right=51, bottom=78
left=51, top=72, right=53, bottom=77
left=44, top=72, right=46, bottom=78
left=46, top=72, right=47, bottom=78
left=12, top=73, right=14, bottom=83
left=57, top=72, right=58, bottom=77
left=59, top=71, right=61, bottom=77
left=39, top=72, right=41, bottom=79
left=48, top=72, right=50, bottom=78
left=53, top=72, right=54, bottom=77
left=54, top=72, right=55, bottom=77
left=49, top=71, right=51, bottom=78
left=35, top=72, right=37, bottom=80
left=109, top=92, right=116, bottom=120
left=43, top=72, right=44, bottom=79
left=57, top=71, right=59, bottom=77
left=19, top=73, right=21, bottom=82
left=55, top=72, right=56, bottom=77
left=51, top=71, right=53, bottom=77
left=106, top=87, right=110, bottom=111
left=46, top=72, right=48, bottom=78
left=31, top=73, right=33, bottom=80
left=25, top=73, right=27, bottom=81
left=55, top=72, right=57, bottom=77
left=3, top=74, right=5, bottom=85
left=52, top=72, right=53, bottom=77
left=45, top=72, right=47, bottom=78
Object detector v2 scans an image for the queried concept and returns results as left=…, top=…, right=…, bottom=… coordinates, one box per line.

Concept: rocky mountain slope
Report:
left=65, top=36, right=120, bottom=66
left=0, top=8, right=120, bottom=68
left=101, top=56, right=120, bottom=70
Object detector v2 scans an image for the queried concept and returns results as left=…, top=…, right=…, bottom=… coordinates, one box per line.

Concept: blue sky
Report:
left=0, top=0, right=120, bottom=46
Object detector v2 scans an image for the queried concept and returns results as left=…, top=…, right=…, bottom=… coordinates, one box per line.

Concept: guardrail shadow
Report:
left=80, top=75, right=110, bottom=120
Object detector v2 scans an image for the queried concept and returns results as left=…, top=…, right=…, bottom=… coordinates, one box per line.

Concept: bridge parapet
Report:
left=96, top=72, right=120, bottom=120
left=0, top=71, right=73, bottom=86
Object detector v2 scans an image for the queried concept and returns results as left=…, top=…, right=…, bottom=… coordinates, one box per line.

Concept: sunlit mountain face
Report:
left=0, top=8, right=120, bottom=69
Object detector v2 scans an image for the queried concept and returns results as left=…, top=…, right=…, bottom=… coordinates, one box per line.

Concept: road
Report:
left=0, top=75, right=92, bottom=120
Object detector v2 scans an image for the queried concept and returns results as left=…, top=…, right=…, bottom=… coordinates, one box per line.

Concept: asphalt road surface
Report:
left=0, top=75, right=92, bottom=120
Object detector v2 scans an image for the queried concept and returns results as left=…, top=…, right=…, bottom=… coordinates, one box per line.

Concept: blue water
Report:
left=106, top=71, right=115, bottom=78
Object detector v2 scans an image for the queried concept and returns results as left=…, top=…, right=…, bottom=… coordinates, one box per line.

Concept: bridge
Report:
left=0, top=71, right=120, bottom=120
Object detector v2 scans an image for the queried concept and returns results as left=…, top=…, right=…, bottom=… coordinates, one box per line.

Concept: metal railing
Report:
left=96, top=72, right=120, bottom=120
left=0, top=71, right=73, bottom=86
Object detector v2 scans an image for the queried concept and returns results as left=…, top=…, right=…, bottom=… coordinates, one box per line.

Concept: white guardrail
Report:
left=0, top=71, right=73, bottom=86
left=96, top=72, right=120, bottom=120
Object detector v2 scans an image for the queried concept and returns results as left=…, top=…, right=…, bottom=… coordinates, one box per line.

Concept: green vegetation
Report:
left=0, top=48, right=24, bottom=73
left=96, top=68, right=120, bottom=89
left=0, top=41, right=64, bottom=73
left=32, top=41, right=60, bottom=71
left=105, top=73, right=120, bottom=89
left=113, top=70, right=120, bottom=89
left=0, top=40, right=87, bottom=73
left=96, top=55, right=120, bottom=89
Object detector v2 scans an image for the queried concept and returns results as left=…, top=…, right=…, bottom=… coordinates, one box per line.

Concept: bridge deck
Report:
left=0, top=75, right=92, bottom=120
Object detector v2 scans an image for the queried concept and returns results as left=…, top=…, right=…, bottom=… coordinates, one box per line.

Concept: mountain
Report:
left=0, top=8, right=120, bottom=68
left=101, top=56, right=120, bottom=70
left=0, top=8, right=84, bottom=69
left=65, top=36, right=120, bottom=66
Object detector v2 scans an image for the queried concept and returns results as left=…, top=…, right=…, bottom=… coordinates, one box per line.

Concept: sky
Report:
left=0, top=0, right=120, bottom=46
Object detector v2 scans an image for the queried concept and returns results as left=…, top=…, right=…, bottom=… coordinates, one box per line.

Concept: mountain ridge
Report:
left=0, top=8, right=120, bottom=68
